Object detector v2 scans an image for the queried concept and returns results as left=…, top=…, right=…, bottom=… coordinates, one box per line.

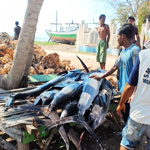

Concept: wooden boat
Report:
left=45, top=29, right=77, bottom=44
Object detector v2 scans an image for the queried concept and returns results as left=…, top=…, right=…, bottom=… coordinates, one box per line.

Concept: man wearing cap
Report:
left=14, top=21, right=21, bottom=40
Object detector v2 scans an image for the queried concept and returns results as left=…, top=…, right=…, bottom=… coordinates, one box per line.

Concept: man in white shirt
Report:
left=117, top=44, right=150, bottom=149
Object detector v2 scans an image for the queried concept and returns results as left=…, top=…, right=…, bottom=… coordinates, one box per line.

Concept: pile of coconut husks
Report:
left=0, top=32, right=75, bottom=75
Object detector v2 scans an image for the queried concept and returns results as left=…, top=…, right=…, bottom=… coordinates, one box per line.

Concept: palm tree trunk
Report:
left=0, top=0, right=44, bottom=90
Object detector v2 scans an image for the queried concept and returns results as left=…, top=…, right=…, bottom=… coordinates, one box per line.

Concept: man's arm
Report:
left=89, top=64, right=117, bottom=80
left=106, top=25, right=110, bottom=47
left=116, top=83, right=135, bottom=117
left=136, top=34, right=140, bottom=44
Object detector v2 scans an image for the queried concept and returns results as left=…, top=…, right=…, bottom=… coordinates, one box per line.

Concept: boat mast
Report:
left=56, top=10, right=58, bottom=32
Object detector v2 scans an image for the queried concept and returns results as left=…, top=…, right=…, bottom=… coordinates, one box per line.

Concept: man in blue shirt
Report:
left=117, top=48, right=150, bottom=150
left=90, top=23, right=140, bottom=123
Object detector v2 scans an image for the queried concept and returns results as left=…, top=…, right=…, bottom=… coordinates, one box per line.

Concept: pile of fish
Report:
left=5, top=67, right=114, bottom=150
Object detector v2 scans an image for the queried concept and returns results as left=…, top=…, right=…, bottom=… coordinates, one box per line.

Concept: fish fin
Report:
left=76, top=55, right=89, bottom=73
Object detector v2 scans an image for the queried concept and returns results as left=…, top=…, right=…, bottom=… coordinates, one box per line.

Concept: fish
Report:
left=49, top=81, right=83, bottom=110
left=88, top=79, right=114, bottom=130
left=5, top=69, right=84, bottom=108
left=43, top=115, right=104, bottom=150
left=78, top=72, right=104, bottom=117
left=34, top=88, right=60, bottom=106
left=60, top=100, right=78, bottom=118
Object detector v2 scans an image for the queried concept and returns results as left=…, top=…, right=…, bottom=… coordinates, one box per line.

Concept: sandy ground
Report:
left=42, top=44, right=118, bottom=79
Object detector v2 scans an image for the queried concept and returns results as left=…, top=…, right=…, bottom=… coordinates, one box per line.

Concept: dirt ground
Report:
left=42, top=44, right=118, bottom=72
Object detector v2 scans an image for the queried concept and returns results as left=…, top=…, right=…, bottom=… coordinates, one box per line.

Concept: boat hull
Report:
left=46, top=30, right=77, bottom=43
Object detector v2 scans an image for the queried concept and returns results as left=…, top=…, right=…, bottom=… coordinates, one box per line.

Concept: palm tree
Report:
left=0, top=0, right=44, bottom=89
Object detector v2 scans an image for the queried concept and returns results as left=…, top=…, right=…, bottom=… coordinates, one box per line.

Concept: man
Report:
left=127, top=16, right=140, bottom=48
left=96, top=14, right=110, bottom=70
left=90, top=24, right=140, bottom=123
left=116, top=46, right=150, bottom=150
left=14, top=21, right=21, bottom=40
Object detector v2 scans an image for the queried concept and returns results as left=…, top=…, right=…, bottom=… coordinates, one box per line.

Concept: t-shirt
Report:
left=115, top=44, right=140, bottom=93
left=128, top=49, right=150, bottom=125
left=14, top=26, right=21, bottom=40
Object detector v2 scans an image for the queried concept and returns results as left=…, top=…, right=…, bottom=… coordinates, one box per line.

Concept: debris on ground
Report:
left=0, top=32, right=75, bottom=75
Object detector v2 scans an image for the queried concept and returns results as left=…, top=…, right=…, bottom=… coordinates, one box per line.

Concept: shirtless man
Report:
left=96, top=14, right=110, bottom=70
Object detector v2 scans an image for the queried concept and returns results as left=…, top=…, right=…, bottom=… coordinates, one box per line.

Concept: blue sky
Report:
left=0, top=0, right=115, bottom=40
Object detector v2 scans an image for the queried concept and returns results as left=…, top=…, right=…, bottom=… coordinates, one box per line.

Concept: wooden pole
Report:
left=56, top=10, right=58, bottom=32
left=17, top=141, right=30, bottom=150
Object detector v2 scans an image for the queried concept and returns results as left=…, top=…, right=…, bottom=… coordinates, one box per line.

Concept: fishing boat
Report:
left=45, top=24, right=78, bottom=44
left=45, top=11, right=79, bottom=44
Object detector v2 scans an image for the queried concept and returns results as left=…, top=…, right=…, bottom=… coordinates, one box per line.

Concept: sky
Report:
left=0, top=0, right=115, bottom=41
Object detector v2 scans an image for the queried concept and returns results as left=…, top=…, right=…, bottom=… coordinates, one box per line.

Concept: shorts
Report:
left=121, top=117, right=150, bottom=149
left=96, top=40, right=107, bottom=63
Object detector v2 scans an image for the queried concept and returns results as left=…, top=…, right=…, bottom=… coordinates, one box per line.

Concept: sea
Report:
left=34, top=33, right=49, bottom=42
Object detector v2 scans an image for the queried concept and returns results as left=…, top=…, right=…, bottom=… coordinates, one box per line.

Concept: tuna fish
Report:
left=78, top=72, right=104, bottom=117
left=49, top=81, right=83, bottom=110
left=5, top=69, right=84, bottom=108
left=34, top=88, right=60, bottom=106
left=88, top=79, right=114, bottom=130
left=60, top=100, right=78, bottom=118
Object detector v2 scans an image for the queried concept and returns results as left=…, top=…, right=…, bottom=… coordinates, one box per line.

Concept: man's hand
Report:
left=116, top=104, right=125, bottom=118
left=89, top=75, right=101, bottom=81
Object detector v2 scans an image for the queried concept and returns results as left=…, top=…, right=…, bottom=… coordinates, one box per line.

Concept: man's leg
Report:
left=120, top=145, right=128, bottom=150
left=100, top=62, right=105, bottom=70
